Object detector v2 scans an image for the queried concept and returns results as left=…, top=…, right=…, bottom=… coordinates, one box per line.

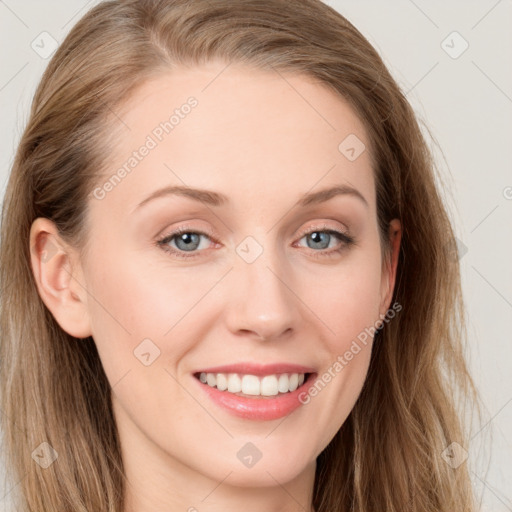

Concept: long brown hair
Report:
left=0, top=1, right=483, bottom=510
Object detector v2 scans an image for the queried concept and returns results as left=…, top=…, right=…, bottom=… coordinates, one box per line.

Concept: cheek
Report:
left=306, top=253, right=383, bottom=346
left=86, top=240, right=181, bottom=324
left=82, top=246, right=196, bottom=376
left=300, top=255, right=382, bottom=441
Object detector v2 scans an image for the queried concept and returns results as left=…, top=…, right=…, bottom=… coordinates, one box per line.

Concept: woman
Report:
left=0, top=1, right=483, bottom=511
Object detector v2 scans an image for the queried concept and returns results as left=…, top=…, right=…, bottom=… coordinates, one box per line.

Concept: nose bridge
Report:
left=226, top=234, right=298, bottom=340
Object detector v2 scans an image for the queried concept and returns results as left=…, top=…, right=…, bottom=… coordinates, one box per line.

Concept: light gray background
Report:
left=1, top=1, right=511, bottom=511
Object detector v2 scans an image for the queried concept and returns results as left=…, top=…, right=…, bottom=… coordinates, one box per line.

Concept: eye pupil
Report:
left=176, top=232, right=200, bottom=251
left=308, top=231, right=330, bottom=250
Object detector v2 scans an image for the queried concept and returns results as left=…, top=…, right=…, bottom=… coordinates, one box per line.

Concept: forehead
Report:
left=94, top=61, right=376, bottom=217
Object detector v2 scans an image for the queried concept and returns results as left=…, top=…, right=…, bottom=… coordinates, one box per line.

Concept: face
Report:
left=32, top=61, right=400, bottom=498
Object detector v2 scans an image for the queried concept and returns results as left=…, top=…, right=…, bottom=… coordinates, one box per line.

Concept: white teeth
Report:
left=227, top=373, right=242, bottom=393
left=241, top=375, right=260, bottom=395
left=278, top=374, right=289, bottom=393
left=197, top=372, right=307, bottom=396
left=216, top=373, right=228, bottom=391
left=206, top=373, right=216, bottom=387
left=289, top=373, right=299, bottom=391
left=260, top=375, right=279, bottom=396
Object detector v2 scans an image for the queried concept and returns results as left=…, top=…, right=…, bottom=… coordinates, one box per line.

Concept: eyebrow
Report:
left=133, top=183, right=369, bottom=212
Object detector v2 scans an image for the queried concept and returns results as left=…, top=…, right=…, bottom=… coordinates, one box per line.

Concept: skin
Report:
left=30, top=60, right=401, bottom=512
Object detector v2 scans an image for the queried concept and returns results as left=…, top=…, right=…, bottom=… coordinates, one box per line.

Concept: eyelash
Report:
left=155, top=224, right=355, bottom=260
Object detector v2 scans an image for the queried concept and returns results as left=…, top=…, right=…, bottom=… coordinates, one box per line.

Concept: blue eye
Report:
left=294, top=228, right=355, bottom=259
left=156, top=226, right=355, bottom=260
left=156, top=228, right=214, bottom=259
left=299, top=230, right=347, bottom=250
left=169, top=231, right=201, bottom=251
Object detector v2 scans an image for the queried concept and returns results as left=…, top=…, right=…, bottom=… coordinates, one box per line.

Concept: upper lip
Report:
left=193, top=362, right=316, bottom=377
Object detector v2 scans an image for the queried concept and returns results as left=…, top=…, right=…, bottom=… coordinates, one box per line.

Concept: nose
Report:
left=223, top=242, right=300, bottom=341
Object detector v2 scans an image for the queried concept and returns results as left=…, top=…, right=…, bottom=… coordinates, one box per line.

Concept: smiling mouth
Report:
left=193, top=371, right=315, bottom=398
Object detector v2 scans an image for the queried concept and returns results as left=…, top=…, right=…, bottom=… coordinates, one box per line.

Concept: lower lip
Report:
left=194, top=374, right=317, bottom=421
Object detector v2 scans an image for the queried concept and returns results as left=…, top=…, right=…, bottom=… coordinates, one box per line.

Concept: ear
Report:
left=29, top=217, right=92, bottom=338
left=379, top=218, right=401, bottom=317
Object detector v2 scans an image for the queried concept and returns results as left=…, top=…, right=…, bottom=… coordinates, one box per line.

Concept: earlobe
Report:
left=379, top=219, right=401, bottom=317
left=29, top=217, right=92, bottom=339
